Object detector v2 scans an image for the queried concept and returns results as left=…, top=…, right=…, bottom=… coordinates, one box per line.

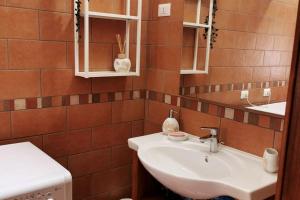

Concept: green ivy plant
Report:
left=203, top=0, right=218, bottom=49
left=75, top=0, right=82, bottom=38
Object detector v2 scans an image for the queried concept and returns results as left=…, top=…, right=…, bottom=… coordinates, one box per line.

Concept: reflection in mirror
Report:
left=180, top=0, right=298, bottom=117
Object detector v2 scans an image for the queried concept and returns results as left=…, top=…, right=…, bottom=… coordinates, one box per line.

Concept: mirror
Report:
left=180, top=0, right=298, bottom=116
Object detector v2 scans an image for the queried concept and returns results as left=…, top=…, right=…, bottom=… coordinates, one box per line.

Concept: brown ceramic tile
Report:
left=155, top=92, right=164, bottom=102
left=211, top=85, right=216, bottom=93
left=217, top=106, right=225, bottom=118
left=68, top=103, right=111, bottom=130
left=51, top=96, right=62, bottom=107
left=140, top=90, right=146, bottom=99
left=108, top=92, right=114, bottom=102
left=258, top=115, right=271, bottom=129
left=6, top=0, right=66, bottom=12
left=9, top=40, right=66, bottom=69
left=146, top=69, right=164, bottom=93
left=55, top=157, right=68, bottom=169
left=270, top=117, right=283, bottom=131
left=68, top=148, right=111, bottom=177
left=91, top=19, right=125, bottom=43
left=0, top=70, right=40, bottom=99
left=92, top=94, right=100, bottom=103
left=39, top=11, right=73, bottom=41
left=208, top=104, right=219, bottom=116
left=181, top=98, right=198, bottom=110
left=274, top=131, right=283, bottom=154
left=6, top=0, right=40, bottom=9
left=0, top=7, right=38, bottom=39
left=43, top=129, right=92, bottom=157
left=111, top=145, right=132, bottom=168
left=62, top=95, right=70, bottom=106
left=132, top=120, right=144, bottom=137
left=42, top=96, right=52, bottom=108
left=109, top=165, right=131, bottom=192
left=92, top=77, right=133, bottom=93
left=201, top=102, right=209, bottom=113
left=112, top=99, right=145, bottom=123
left=92, top=122, right=132, bottom=148
left=220, top=118, right=274, bottom=156
left=171, top=95, right=178, bottom=106
left=39, top=0, right=67, bottom=12
left=146, top=100, right=179, bottom=125
left=72, top=175, right=92, bottom=200
left=234, top=109, right=244, bottom=123
left=26, top=98, right=37, bottom=109
left=0, top=101, right=4, bottom=112
left=198, top=85, right=206, bottom=93
left=233, top=83, right=243, bottom=90
left=79, top=94, right=89, bottom=104
left=144, top=120, right=162, bottom=135
left=0, top=40, right=8, bottom=69
left=3, top=100, right=14, bottom=111
left=148, top=91, right=157, bottom=101
left=100, top=93, right=109, bottom=102
left=42, top=69, right=91, bottom=96
left=180, top=108, right=220, bottom=137
left=248, top=112, right=259, bottom=126
left=122, top=91, right=131, bottom=101
left=90, top=171, right=112, bottom=197
left=0, top=112, right=11, bottom=140
left=11, top=107, right=66, bottom=138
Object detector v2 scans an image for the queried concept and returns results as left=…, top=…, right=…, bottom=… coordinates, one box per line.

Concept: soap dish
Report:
left=167, top=132, right=189, bottom=141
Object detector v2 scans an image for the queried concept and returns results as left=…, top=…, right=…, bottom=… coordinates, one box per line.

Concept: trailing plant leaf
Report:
left=203, top=0, right=218, bottom=49
left=75, top=0, right=81, bottom=38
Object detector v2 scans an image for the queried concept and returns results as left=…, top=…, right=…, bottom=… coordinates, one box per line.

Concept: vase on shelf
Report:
left=114, top=53, right=131, bottom=73
left=114, top=34, right=131, bottom=73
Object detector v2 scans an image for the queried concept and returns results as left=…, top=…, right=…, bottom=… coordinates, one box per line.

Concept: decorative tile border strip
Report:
left=0, top=90, right=146, bottom=112
left=146, top=90, right=284, bottom=132
left=181, top=80, right=288, bottom=96
left=0, top=89, right=284, bottom=132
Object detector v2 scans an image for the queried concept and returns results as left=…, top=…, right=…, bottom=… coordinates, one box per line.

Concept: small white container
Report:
left=263, top=148, right=279, bottom=173
left=114, top=53, right=131, bottom=73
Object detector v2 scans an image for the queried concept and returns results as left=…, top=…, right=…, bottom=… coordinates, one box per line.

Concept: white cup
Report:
left=263, top=148, right=279, bottom=173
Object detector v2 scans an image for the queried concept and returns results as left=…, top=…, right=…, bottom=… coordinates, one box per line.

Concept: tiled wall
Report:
left=0, top=0, right=294, bottom=200
left=146, top=0, right=183, bottom=96
left=181, top=0, right=298, bottom=105
left=145, top=90, right=283, bottom=157
left=0, top=1, right=147, bottom=199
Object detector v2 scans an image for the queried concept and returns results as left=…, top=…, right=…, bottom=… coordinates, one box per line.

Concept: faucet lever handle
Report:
left=200, top=127, right=218, bottom=136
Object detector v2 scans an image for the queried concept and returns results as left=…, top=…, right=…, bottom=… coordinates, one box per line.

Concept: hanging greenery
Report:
left=203, top=0, right=218, bottom=49
left=75, top=0, right=81, bottom=38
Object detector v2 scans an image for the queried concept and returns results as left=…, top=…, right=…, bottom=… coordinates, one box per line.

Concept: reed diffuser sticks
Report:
left=116, top=34, right=126, bottom=55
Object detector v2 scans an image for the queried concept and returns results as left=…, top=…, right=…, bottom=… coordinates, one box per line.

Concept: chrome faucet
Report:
left=200, top=127, right=219, bottom=153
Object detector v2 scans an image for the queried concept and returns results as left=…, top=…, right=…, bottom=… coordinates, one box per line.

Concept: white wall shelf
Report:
left=76, top=71, right=139, bottom=78
left=74, top=0, right=142, bottom=78
left=180, top=0, right=214, bottom=75
left=183, top=22, right=209, bottom=28
left=180, top=69, right=209, bottom=75
left=83, top=12, right=139, bottom=21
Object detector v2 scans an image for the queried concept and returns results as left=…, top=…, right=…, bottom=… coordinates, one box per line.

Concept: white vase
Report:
left=114, top=54, right=131, bottom=73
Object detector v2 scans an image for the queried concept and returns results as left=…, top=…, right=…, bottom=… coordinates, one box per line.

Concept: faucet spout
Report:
left=200, top=127, right=219, bottom=153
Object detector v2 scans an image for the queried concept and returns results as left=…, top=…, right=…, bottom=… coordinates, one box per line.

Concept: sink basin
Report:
left=128, top=133, right=277, bottom=200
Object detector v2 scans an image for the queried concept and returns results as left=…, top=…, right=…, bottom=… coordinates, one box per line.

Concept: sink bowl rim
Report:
left=137, top=142, right=233, bottom=183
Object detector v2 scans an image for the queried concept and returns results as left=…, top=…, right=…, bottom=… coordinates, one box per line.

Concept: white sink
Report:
left=128, top=133, right=277, bottom=200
